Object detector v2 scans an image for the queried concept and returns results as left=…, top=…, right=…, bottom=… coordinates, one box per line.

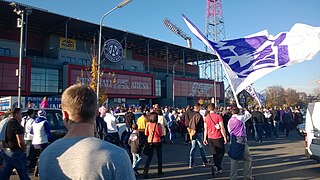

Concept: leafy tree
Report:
left=90, top=55, right=107, bottom=105
left=76, top=37, right=107, bottom=105
left=285, top=88, right=299, bottom=107
left=265, top=86, right=285, bottom=107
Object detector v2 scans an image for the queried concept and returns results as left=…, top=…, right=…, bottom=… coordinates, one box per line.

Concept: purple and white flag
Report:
left=182, top=14, right=320, bottom=97
left=256, top=92, right=266, bottom=107
left=245, top=84, right=265, bottom=107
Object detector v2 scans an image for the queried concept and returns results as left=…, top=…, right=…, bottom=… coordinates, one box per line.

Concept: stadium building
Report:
left=0, top=1, right=224, bottom=108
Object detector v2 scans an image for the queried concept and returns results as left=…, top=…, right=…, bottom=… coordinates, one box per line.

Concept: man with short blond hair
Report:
left=39, top=84, right=135, bottom=180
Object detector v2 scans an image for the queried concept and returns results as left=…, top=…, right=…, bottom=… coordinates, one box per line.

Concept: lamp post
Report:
left=97, top=0, right=132, bottom=105
left=172, top=63, right=176, bottom=108
left=10, top=2, right=28, bottom=108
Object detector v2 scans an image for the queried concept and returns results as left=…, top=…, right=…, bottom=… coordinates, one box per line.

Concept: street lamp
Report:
left=10, top=2, right=28, bottom=108
left=172, top=63, right=176, bottom=108
left=97, top=0, right=132, bottom=105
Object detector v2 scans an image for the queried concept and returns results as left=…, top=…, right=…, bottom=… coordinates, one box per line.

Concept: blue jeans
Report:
left=189, top=133, right=208, bottom=166
left=263, top=123, right=272, bottom=138
left=254, top=123, right=264, bottom=142
left=1, top=149, right=29, bottom=180
left=132, top=153, right=142, bottom=171
left=168, top=127, right=175, bottom=141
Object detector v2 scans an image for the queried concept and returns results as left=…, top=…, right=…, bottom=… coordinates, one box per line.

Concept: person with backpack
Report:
left=128, top=124, right=142, bottom=176
left=188, top=103, right=209, bottom=168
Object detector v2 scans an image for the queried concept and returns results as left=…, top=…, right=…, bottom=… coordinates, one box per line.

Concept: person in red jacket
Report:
left=143, top=112, right=163, bottom=178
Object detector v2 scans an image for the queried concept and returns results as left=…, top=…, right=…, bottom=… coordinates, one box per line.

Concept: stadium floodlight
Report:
left=163, top=18, right=192, bottom=48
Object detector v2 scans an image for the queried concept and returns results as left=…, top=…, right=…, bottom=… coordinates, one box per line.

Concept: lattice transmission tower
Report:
left=203, top=0, right=227, bottom=103
left=204, top=0, right=226, bottom=81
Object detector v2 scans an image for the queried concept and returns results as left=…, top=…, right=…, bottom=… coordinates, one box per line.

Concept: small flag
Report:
left=245, top=84, right=265, bottom=107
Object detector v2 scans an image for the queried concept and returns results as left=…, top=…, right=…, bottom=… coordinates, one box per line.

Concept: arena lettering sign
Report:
left=103, top=39, right=123, bottom=63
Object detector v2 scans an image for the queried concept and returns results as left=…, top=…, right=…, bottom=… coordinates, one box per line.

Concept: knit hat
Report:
left=37, top=109, right=46, bottom=118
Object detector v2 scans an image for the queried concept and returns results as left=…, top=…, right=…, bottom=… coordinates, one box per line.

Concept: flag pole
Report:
left=213, top=53, right=242, bottom=108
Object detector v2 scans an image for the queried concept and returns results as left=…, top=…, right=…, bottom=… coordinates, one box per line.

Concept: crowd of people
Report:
left=0, top=84, right=304, bottom=179
left=94, top=102, right=303, bottom=179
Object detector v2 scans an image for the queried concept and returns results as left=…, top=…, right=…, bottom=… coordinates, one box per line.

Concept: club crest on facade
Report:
left=103, top=39, right=123, bottom=63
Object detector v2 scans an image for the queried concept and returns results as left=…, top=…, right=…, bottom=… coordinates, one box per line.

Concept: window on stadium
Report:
left=31, top=68, right=59, bottom=93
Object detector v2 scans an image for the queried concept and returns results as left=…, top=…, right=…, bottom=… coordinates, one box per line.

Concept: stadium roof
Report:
left=0, top=0, right=218, bottom=63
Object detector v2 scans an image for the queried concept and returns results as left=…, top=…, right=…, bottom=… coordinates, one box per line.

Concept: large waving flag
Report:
left=245, top=84, right=265, bottom=107
left=182, top=14, right=320, bottom=99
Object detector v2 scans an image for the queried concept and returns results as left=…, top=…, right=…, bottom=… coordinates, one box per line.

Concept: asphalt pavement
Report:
left=135, top=131, right=320, bottom=180
left=10, top=130, right=320, bottom=180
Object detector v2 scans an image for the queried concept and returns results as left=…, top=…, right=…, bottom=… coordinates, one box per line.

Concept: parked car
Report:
left=114, top=112, right=142, bottom=146
left=22, top=108, right=67, bottom=141
left=305, top=102, right=320, bottom=162
left=296, top=123, right=306, bottom=137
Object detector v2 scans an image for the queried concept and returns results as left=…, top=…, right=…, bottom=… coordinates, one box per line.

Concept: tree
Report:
left=265, top=86, right=286, bottom=107
left=90, top=55, right=107, bottom=105
left=76, top=37, right=107, bottom=105
left=285, top=88, right=299, bottom=107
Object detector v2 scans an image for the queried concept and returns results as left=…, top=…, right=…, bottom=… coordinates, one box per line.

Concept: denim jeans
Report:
left=189, top=133, right=208, bottom=166
left=1, top=149, right=29, bottom=180
left=274, top=121, right=280, bottom=137
left=254, top=123, right=264, bottom=142
left=132, top=153, right=142, bottom=171
left=263, top=123, right=272, bottom=138
left=168, top=127, right=175, bottom=141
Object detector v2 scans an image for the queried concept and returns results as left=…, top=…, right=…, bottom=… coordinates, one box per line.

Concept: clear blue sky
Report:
left=15, top=0, right=320, bottom=94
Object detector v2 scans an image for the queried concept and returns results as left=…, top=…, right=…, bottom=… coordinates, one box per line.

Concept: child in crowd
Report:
left=128, top=124, right=142, bottom=176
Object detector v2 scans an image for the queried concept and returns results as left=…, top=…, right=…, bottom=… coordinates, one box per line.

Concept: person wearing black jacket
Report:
left=125, top=107, right=135, bottom=129
left=182, top=105, right=193, bottom=145
left=271, top=106, right=281, bottom=137
left=251, top=107, right=265, bottom=143
left=124, top=107, right=135, bottom=149
left=94, top=115, right=108, bottom=141
left=1, top=108, right=29, bottom=180
left=188, top=103, right=209, bottom=168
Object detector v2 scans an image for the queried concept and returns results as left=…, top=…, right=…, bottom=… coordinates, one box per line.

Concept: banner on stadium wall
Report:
left=68, top=65, right=155, bottom=98
left=60, top=37, right=76, bottom=50
left=25, top=96, right=61, bottom=109
left=174, top=77, right=224, bottom=100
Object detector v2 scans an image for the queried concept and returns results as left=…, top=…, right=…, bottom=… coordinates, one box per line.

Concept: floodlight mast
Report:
left=163, top=18, right=192, bottom=48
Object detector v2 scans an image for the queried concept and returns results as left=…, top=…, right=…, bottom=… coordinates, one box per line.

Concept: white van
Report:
left=305, top=102, right=320, bottom=161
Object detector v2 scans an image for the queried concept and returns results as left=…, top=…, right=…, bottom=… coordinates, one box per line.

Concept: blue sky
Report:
left=15, top=0, right=320, bottom=94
